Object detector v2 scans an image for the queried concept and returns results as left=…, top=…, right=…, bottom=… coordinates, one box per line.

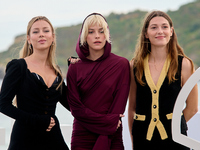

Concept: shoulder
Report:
left=67, top=61, right=79, bottom=77
left=4, top=59, right=26, bottom=79
left=129, top=59, right=135, bottom=69
left=6, top=59, right=26, bottom=71
left=182, top=57, right=193, bottom=72
left=129, top=59, right=135, bottom=77
left=110, top=53, right=130, bottom=66
left=181, top=57, right=194, bottom=85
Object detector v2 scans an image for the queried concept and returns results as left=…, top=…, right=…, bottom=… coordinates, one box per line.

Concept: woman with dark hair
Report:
left=67, top=13, right=130, bottom=150
left=128, top=10, right=198, bottom=150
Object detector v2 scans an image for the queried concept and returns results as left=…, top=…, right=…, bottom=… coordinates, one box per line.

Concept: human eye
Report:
left=32, top=30, right=38, bottom=34
left=100, top=30, right=104, bottom=33
left=44, top=30, right=50, bottom=33
left=151, top=26, right=156, bottom=29
left=163, top=25, right=169, bottom=29
left=88, top=30, right=93, bottom=34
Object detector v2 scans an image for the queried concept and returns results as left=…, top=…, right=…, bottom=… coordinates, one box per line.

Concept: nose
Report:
left=95, top=31, right=100, bottom=39
left=39, top=31, right=44, bottom=37
left=157, top=27, right=163, bottom=34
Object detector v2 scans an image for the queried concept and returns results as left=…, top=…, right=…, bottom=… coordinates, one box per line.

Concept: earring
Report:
left=51, top=42, right=54, bottom=46
left=29, top=44, right=32, bottom=50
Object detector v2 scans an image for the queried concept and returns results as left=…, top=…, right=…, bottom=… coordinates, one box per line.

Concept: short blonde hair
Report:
left=80, top=14, right=110, bottom=46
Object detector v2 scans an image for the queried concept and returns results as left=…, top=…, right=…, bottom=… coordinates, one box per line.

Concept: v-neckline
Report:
left=144, top=54, right=170, bottom=90
left=32, top=72, right=58, bottom=88
left=22, top=58, right=58, bottom=88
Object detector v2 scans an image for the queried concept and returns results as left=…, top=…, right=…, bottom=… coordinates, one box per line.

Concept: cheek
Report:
left=86, top=35, right=91, bottom=41
left=103, top=38, right=106, bottom=44
left=101, top=35, right=106, bottom=44
left=87, top=35, right=94, bottom=45
left=164, top=31, right=172, bottom=38
left=29, top=36, right=37, bottom=43
left=102, top=34, right=106, bottom=40
left=47, top=34, right=54, bottom=40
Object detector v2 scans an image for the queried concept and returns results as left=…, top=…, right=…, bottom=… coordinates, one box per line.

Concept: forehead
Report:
left=149, top=16, right=170, bottom=26
left=88, top=23, right=103, bottom=29
left=31, top=20, right=51, bottom=29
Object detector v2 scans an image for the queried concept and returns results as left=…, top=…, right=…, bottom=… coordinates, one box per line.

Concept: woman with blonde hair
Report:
left=0, top=16, right=70, bottom=150
left=128, top=10, right=198, bottom=150
left=67, top=13, right=130, bottom=150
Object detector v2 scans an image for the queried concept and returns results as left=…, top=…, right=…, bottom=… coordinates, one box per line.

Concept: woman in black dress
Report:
left=0, top=16, right=70, bottom=150
left=128, top=11, right=198, bottom=150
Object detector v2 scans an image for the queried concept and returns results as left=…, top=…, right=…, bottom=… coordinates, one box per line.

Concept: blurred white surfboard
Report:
left=172, top=67, right=200, bottom=150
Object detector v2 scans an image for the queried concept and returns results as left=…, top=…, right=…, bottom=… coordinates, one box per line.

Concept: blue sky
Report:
left=0, top=0, right=194, bottom=52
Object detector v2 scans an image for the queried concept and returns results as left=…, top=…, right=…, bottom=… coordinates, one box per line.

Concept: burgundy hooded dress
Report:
left=67, top=13, right=130, bottom=150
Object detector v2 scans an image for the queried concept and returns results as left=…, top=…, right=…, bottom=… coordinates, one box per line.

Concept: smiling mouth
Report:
left=156, top=36, right=165, bottom=39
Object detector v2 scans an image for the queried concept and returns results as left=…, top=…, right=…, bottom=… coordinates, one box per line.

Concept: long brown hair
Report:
left=133, top=10, right=194, bottom=85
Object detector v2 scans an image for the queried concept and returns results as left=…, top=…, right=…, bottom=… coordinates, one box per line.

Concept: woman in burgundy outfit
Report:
left=67, top=13, right=130, bottom=150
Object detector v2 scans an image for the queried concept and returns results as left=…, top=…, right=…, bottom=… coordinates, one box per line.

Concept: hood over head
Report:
left=76, top=13, right=111, bottom=61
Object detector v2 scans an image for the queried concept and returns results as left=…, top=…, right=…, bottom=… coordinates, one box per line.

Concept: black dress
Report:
left=0, top=59, right=70, bottom=150
left=132, top=55, right=189, bottom=150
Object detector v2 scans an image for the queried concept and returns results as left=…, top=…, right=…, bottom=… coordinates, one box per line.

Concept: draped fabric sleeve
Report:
left=109, top=58, right=130, bottom=114
left=92, top=58, right=130, bottom=150
left=67, top=64, right=119, bottom=135
left=0, top=59, right=50, bottom=130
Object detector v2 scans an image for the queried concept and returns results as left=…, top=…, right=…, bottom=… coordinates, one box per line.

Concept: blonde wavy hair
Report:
left=13, top=16, right=63, bottom=106
left=132, top=10, right=194, bottom=85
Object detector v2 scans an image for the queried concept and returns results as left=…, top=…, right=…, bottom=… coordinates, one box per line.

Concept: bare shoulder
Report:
left=129, top=59, right=136, bottom=79
left=129, top=59, right=134, bottom=69
left=181, top=57, right=194, bottom=85
left=182, top=57, right=193, bottom=73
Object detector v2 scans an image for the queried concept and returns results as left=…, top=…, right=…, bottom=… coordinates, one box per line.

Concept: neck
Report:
left=149, top=46, right=168, bottom=63
left=28, top=49, right=49, bottom=66
left=87, top=49, right=104, bottom=61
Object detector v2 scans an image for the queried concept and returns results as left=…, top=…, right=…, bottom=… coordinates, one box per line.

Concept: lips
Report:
left=94, top=41, right=101, bottom=44
left=156, top=36, right=165, bottom=39
left=38, top=39, right=46, bottom=44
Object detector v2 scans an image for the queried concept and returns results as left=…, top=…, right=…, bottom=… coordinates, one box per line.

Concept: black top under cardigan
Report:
left=132, top=56, right=189, bottom=150
left=0, top=59, right=70, bottom=150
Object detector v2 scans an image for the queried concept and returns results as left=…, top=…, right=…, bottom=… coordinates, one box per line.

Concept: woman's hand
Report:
left=68, top=57, right=80, bottom=65
left=117, top=114, right=125, bottom=129
left=46, top=117, right=55, bottom=132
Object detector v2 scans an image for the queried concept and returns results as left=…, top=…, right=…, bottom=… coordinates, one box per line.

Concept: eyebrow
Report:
left=88, top=27, right=104, bottom=30
left=32, top=27, right=50, bottom=30
left=149, top=23, right=170, bottom=27
left=149, top=23, right=169, bottom=26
